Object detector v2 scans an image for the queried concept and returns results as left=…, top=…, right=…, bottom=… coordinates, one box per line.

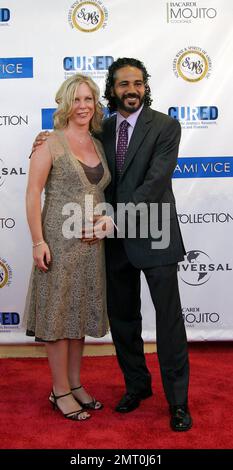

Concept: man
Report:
left=33, top=58, right=192, bottom=431
left=99, top=57, right=192, bottom=431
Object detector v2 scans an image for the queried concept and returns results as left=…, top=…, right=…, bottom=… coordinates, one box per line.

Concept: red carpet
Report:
left=0, top=343, right=233, bottom=449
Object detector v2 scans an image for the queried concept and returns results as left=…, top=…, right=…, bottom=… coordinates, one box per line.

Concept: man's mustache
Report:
left=123, top=93, right=140, bottom=100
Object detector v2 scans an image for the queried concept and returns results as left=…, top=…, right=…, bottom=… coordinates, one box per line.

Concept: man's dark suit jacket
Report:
left=100, top=106, right=185, bottom=269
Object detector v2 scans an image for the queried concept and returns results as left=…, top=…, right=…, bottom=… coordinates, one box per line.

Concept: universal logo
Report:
left=0, top=158, right=26, bottom=188
left=178, top=250, right=232, bottom=286
left=68, top=0, right=108, bottom=32
left=173, top=46, right=212, bottom=82
left=166, top=2, right=217, bottom=24
left=0, top=257, right=12, bottom=288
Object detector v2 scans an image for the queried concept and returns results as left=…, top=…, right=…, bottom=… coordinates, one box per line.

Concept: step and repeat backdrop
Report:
left=0, top=0, right=233, bottom=343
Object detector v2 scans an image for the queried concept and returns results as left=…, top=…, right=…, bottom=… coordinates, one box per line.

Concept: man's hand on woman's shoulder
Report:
left=32, top=130, right=51, bottom=153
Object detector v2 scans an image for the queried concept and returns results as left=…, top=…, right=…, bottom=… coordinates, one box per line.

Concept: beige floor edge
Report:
left=0, top=343, right=156, bottom=358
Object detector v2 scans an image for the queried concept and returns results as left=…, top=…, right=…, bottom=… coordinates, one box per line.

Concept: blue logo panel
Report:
left=63, top=56, right=114, bottom=71
left=174, top=157, right=233, bottom=178
left=41, top=108, right=56, bottom=129
left=168, top=106, right=218, bottom=121
left=0, top=58, right=33, bottom=79
left=0, top=312, right=20, bottom=325
left=0, top=8, right=10, bottom=22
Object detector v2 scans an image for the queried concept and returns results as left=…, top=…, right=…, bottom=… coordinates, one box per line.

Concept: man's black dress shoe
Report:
left=170, top=404, right=192, bottom=432
left=115, top=388, right=153, bottom=413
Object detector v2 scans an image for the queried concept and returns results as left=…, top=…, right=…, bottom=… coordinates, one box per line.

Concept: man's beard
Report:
left=114, top=93, right=144, bottom=114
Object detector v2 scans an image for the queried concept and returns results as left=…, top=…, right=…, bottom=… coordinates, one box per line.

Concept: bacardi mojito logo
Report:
left=182, top=307, right=220, bottom=327
left=68, top=0, right=108, bottom=32
left=166, top=2, right=217, bottom=23
left=173, top=46, right=212, bottom=82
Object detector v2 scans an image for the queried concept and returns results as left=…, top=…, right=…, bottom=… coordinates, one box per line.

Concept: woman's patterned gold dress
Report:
left=24, top=130, right=111, bottom=341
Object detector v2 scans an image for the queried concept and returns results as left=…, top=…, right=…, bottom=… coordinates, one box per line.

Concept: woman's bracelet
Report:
left=32, top=240, right=45, bottom=248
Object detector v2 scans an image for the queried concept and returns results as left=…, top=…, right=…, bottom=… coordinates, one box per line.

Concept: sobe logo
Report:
left=178, top=250, right=232, bottom=286
left=173, top=46, right=212, bottom=82
left=68, top=1, right=108, bottom=32
left=0, top=57, right=33, bottom=79
left=0, top=257, right=12, bottom=288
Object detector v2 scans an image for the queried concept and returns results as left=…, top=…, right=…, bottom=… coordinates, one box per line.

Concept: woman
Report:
left=24, top=74, right=111, bottom=421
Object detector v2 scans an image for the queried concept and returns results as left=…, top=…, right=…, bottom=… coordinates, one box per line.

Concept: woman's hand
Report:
left=33, top=242, right=51, bottom=271
left=81, top=215, right=115, bottom=243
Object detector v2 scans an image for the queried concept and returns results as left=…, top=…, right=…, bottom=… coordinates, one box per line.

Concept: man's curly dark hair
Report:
left=104, top=57, right=152, bottom=113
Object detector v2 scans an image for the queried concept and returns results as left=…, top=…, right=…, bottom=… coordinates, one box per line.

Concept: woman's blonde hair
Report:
left=53, top=73, right=103, bottom=133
